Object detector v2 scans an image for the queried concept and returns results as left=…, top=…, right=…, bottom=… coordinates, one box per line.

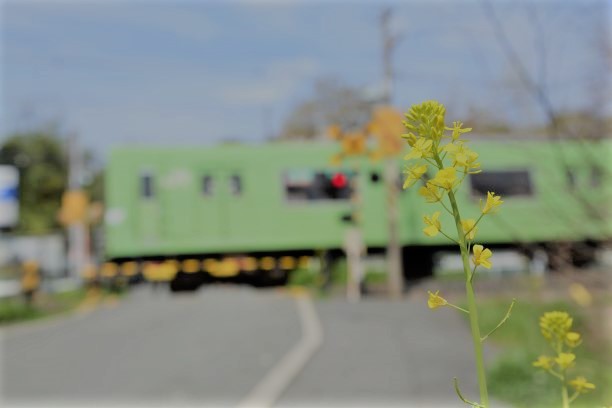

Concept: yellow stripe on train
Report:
left=121, top=262, right=138, bottom=277
left=182, top=259, right=200, bottom=273
left=213, top=259, right=240, bottom=277
left=259, top=257, right=275, bottom=271
left=280, top=256, right=296, bottom=269
left=101, top=262, right=118, bottom=278
left=298, top=256, right=310, bottom=269
left=242, top=257, right=258, bottom=272
left=202, top=259, right=218, bottom=273
left=143, top=261, right=178, bottom=282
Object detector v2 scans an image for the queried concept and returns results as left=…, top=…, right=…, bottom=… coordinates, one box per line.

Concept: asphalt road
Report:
left=1, top=285, right=493, bottom=407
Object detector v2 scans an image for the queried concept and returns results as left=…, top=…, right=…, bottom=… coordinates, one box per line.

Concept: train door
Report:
left=160, top=167, right=199, bottom=241
left=199, top=170, right=229, bottom=240
left=223, top=171, right=250, bottom=240
left=198, top=170, right=251, bottom=245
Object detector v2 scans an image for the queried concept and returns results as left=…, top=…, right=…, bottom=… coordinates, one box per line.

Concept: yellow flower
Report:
left=430, top=114, right=446, bottom=141
left=461, top=219, right=477, bottom=240
left=402, top=101, right=447, bottom=143
left=472, top=245, right=493, bottom=269
left=481, top=191, right=503, bottom=214
left=446, top=121, right=472, bottom=140
left=401, top=130, right=417, bottom=147
left=565, top=332, right=582, bottom=348
left=423, top=211, right=442, bottom=237
left=418, top=182, right=443, bottom=203
left=569, top=376, right=596, bottom=393
left=403, top=164, right=428, bottom=189
left=430, top=167, right=457, bottom=190
left=555, top=352, right=576, bottom=370
left=404, top=137, right=433, bottom=160
left=532, top=355, right=553, bottom=370
left=427, top=290, right=447, bottom=309
left=540, top=311, right=573, bottom=341
left=444, top=142, right=481, bottom=173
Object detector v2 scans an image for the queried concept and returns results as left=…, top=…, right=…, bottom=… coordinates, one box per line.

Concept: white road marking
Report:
left=237, top=293, right=323, bottom=408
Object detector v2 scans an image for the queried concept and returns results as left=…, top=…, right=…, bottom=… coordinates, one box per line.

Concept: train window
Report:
left=284, top=169, right=354, bottom=201
left=370, top=171, right=406, bottom=192
left=469, top=170, right=533, bottom=197
left=202, top=175, right=214, bottom=196
left=230, top=174, right=242, bottom=196
left=141, top=173, right=154, bottom=199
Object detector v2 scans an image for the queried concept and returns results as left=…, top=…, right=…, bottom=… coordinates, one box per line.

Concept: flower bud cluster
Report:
left=533, top=311, right=595, bottom=400
left=401, top=100, right=503, bottom=270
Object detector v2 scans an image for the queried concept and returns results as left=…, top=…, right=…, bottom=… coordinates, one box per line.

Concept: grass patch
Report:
left=328, top=259, right=388, bottom=285
left=475, top=297, right=611, bottom=407
left=288, top=268, right=321, bottom=287
left=0, top=299, right=45, bottom=323
left=0, top=287, right=119, bottom=326
left=288, top=259, right=388, bottom=292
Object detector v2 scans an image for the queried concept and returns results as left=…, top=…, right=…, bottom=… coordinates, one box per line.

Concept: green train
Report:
left=104, top=139, right=611, bottom=290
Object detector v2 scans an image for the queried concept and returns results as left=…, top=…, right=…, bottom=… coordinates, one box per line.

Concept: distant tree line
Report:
left=0, top=125, right=102, bottom=235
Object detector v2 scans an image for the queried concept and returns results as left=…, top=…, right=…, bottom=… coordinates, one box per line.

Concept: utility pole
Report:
left=380, top=8, right=404, bottom=299
left=345, top=165, right=365, bottom=302
left=66, top=134, right=89, bottom=282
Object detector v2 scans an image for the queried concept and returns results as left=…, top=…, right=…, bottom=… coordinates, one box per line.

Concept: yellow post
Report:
left=20, top=260, right=41, bottom=306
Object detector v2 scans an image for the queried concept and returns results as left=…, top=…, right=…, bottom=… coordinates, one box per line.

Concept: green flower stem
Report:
left=447, top=302, right=470, bottom=314
left=464, top=213, right=485, bottom=239
left=480, top=299, right=516, bottom=342
left=562, top=380, right=570, bottom=408
left=439, top=230, right=459, bottom=245
left=448, top=188, right=490, bottom=408
left=438, top=200, right=454, bottom=216
left=568, top=391, right=579, bottom=404
left=453, top=377, right=484, bottom=408
left=546, top=368, right=563, bottom=381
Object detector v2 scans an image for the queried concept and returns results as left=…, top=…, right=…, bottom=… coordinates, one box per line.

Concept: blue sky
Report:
left=1, top=0, right=609, bottom=158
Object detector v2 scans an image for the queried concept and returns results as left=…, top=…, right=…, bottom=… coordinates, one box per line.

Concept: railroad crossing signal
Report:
left=21, top=260, right=40, bottom=305
left=58, top=190, right=89, bottom=226
left=328, top=106, right=406, bottom=300
left=328, top=125, right=369, bottom=301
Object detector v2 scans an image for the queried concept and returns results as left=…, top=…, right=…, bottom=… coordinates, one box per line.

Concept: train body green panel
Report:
left=106, top=144, right=389, bottom=258
left=105, top=140, right=612, bottom=260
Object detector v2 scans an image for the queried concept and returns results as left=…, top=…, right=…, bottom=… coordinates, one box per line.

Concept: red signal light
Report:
left=331, top=172, right=348, bottom=188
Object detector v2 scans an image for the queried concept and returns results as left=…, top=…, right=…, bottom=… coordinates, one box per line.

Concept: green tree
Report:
left=0, top=129, right=68, bottom=234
